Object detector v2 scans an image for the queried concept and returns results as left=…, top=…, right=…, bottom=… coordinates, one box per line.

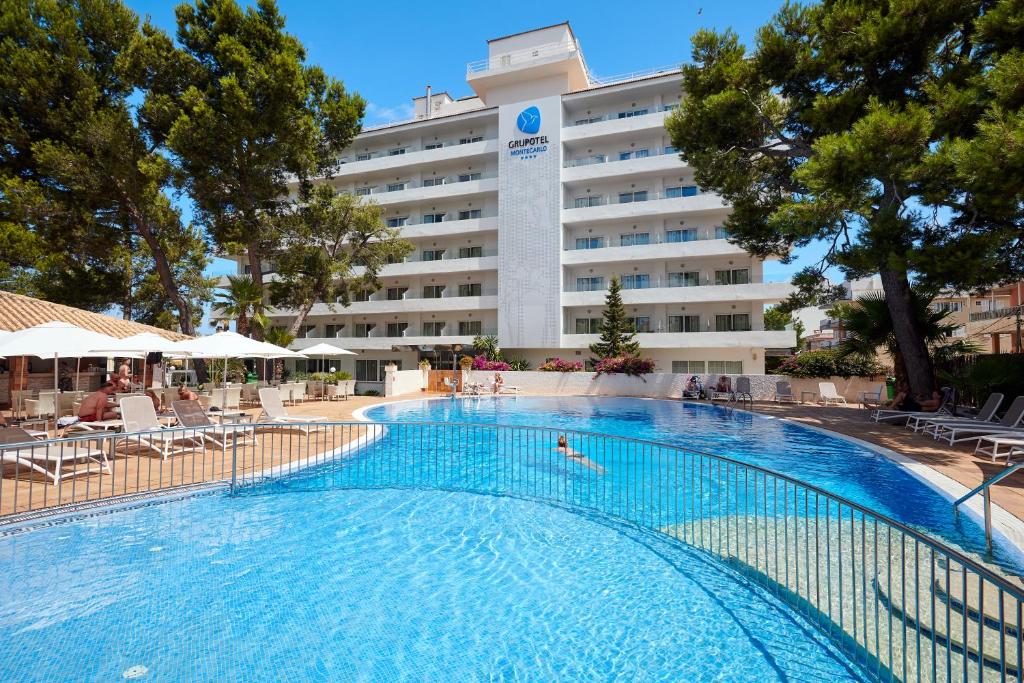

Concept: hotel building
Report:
left=251, top=24, right=795, bottom=386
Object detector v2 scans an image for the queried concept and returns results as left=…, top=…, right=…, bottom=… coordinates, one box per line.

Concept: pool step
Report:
left=665, top=515, right=1022, bottom=681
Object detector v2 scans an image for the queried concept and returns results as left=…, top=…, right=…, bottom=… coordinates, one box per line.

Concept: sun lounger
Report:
left=732, top=377, right=753, bottom=404
left=0, top=427, right=109, bottom=485
left=818, top=382, right=847, bottom=406
left=171, top=399, right=257, bottom=451
left=930, top=396, right=1024, bottom=445
left=774, top=380, right=797, bottom=403
left=710, top=376, right=733, bottom=402
left=975, top=434, right=1024, bottom=464
left=119, top=396, right=202, bottom=460
left=257, top=388, right=328, bottom=433
left=870, top=387, right=955, bottom=424
left=859, top=383, right=886, bottom=409
left=911, top=393, right=1003, bottom=433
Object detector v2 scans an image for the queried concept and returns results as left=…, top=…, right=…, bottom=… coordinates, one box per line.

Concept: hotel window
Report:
left=458, top=320, right=482, bottom=336
left=458, top=209, right=482, bottom=220
left=458, top=246, right=483, bottom=259
left=355, top=153, right=371, bottom=161
left=388, top=147, right=406, bottom=156
left=424, top=143, right=444, bottom=150
left=665, top=185, right=699, bottom=199
left=385, top=216, right=408, bottom=228
left=662, top=103, right=679, bottom=112
left=668, top=272, right=700, bottom=288
left=664, top=145, right=678, bottom=154
left=617, top=109, right=649, bottom=118
left=324, top=324, right=345, bottom=338
left=573, top=196, right=603, bottom=208
left=295, top=325, right=316, bottom=339
left=355, top=359, right=399, bottom=382
left=672, top=360, right=706, bottom=374
left=575, top=237, right=604, bottom=250
left=708, top=360, right=743, bottom=374
left=353, top=323, right=375, bottom=338
left=666, top=229, right=698, bottom=243
left=575, top=276, right=605, bottom=292
left=933, top=301, right=963, bottom=313
left=619, top=232, right=650, bottom=247
left=458, top=283, right=482, bottom=297
left=629, top=316, right=652, bottom=333
left=423, top=285, right=445, bottom=299
left=575, top=318, right=602, bottom=334
left=619, top=149, right=649, bottom=160
left=459, top=136, right=483, bottom=144
left=714, top=227, right=730, bottom=239
left=422, top=177, right=446, bottom=187
left=355, top=187, right=373, bottom=196
left=352, top=290, right=371, bottom=302
left=620, top=274, right=650, bottom=289
left=574, top=116, right=603, bottom=125
left=457, top=172, right=482, bottom=183
left=668, top=315, right=701, bottom=333
left=422, top=213, right=446, bottom=223
left=421, top=249, right=445, bottom=261
left=422, top=321, right=445, bottom=336
left=386, top=322, right=409, bottom=337
left=386, top=287, right=407, bottom=301
left=386, top=182, right=406, bottom=192
left=617, top=190, right=648, bottom=203
left=714, top=269, right=749, bottom=285
left=715, top=314, right=751, bottom=332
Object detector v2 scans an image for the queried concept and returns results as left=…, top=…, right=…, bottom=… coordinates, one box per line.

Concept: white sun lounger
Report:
left=870, top=388, right=955, bottom=424
left=257, top=388, right=328, bottom=433
left=930, top=396, right=1024, bottom=446
left=911, top=393, right=1004, bottom=434
left=171, top=400, right=257, bottom=452
left=975, top=435, right=1024, bottom=464
left=818, top=382, right=847, bottom=406
left=0, top=427, right=110, bottom=485
left=120, top=396, right=203, bottom=460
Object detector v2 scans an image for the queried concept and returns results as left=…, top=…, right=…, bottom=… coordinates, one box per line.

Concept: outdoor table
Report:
left=800, top=391, right=818, bottom=404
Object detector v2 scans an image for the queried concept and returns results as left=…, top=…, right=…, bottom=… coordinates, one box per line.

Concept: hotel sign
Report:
left=508, top=105, right=548, bottom=160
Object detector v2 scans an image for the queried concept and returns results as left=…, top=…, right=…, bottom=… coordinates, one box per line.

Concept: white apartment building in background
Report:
left=249, top=24, right=795, bottom=387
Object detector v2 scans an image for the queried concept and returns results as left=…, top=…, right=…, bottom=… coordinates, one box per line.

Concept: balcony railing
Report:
left=969, top=304, right=1023, bottom=322
left=315, top=327, right=498, bottom=341
left=563, top=146, right=679, bottom=168
left=564, top=324, right=755, bottom=335
left=338, top=137, right=496, bottom=163
left=565, top=229, right=730, bottom=250
left=359, top=173, right=496, bottom=197
left=565, top=187, right=705, bottom=209
left=566, top=104, right=677, bottom=127
left=351, top=287, right=498, bottom=304
left=467, top=41, right=581, bottom=74
left=401, top=248, right=498, bottom=264
left=564, top=278, right=753, bottom=293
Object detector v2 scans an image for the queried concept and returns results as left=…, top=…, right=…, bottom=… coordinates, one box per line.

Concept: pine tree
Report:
left=590, top=277, right=640, bottom=360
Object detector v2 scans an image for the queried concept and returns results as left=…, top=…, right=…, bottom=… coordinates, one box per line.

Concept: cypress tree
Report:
left=590, top=277, right=640, bottom=360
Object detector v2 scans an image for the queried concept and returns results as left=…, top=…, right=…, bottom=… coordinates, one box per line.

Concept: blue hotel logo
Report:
left=516, top=106, right=541, bottom=134
left=508, top=104, right=548, bottom=160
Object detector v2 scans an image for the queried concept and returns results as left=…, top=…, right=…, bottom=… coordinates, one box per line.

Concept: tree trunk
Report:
left=878, top=268, right=935, bottom=398
left=287, top=300, right=315, bottom=337
left=246, top=244, right=265, bottom=340
left=132, top=214, right=196, bottom=337
left=236, top=312, right=249, bottom=338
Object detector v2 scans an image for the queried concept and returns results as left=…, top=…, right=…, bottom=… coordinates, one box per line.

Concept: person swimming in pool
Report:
left=555, top=434, right=605, bottom=474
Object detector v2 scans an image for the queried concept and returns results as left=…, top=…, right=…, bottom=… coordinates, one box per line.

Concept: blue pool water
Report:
left=365, top=396, right=1023, bottom=571
left=0, top=488, right=863, bottom=681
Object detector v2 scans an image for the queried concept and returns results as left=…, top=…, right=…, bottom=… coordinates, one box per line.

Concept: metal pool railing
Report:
left=2, top=421, right=1024, bottom=682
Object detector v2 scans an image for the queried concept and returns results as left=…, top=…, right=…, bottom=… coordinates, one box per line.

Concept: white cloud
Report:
left=364, top=101, right=415, bottom=126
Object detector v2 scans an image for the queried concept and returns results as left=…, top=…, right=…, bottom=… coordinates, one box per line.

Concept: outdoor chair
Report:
left=870, top=387, right=955, bottom=424
left=928, top=396, right=1024, bottom=446
left=818, top=382, right=847, bottom=406
left=326, top=380, right=356, bottom=401
left=709, top=376, right=733, bottom=402
left=859, top=383, right=886, bottom=409
left=24, top=391, right=57, bottom=419
left=909, top=393, right=1003, bottom=433
left=732, top=377, right=753, bottom=405
left=257, top=388, right=327, bottom=433
left=0, top=427, right=109, bottom=485
left=171, top=399, right=257, bottom=452
left=974, top=434, right=1024, bottom=464
left=774, top=380, right=797, bottom=403
left=119, top=396, right=202, bottom=460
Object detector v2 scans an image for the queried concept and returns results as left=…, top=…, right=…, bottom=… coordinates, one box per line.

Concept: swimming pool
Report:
left=364, top=396, right=1022, bottom=572
left=0, top=487, right=865, bottom=681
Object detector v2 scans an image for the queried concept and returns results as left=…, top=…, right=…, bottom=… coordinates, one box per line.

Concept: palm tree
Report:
left=212, top=275, right=270, bottom=338
left=831, top=292, right=957, bottom=393
left=263, top=326, right=295, bottom=381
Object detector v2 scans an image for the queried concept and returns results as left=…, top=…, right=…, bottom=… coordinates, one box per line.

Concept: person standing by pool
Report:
left=493, top=373, right=504, bottom=394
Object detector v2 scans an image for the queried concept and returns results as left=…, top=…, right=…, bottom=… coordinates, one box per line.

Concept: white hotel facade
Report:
left=255, top=24, right=795, bottom=385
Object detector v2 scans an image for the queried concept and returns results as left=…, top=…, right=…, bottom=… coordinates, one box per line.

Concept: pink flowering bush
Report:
left=593, top=356, right=656, bottom=378
left=538, top=358, right=584, bottom=372
left=471, top=355, right=511, bottom=371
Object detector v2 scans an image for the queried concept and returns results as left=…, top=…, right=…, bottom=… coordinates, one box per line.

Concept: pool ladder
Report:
left=953, top=461, right=1024, bottom=553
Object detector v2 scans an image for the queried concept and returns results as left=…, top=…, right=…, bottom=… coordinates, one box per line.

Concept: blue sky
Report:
left=124, top=0, right=830, bottom=325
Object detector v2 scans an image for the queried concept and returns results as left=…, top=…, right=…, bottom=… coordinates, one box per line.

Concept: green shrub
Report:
left=777, top=349, right=883, bottom=378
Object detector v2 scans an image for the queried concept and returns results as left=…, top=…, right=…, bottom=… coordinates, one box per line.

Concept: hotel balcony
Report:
left=560, top=329, right=796, bottom=349
left=467, top=39, right=589, bottom=99
left=561, top=148, right=684, bottom=183
left=330, top=139, right=499, bottom=180
left=561, top=191, right=728, bottom=225
left=399, top=216, right=498, bottom=240
left=377, top=253, right=498, bottom=278
left=304, top=292, right=498, bottom=317
left=561, top=108, right=671, bottom=143
left=305, top=330, right=497, bottom=351
left=367, top=177, right=498, bottom=207
left=562, top=281, right=793, bottom=307
left=561, top=238, right=746, bottom=265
